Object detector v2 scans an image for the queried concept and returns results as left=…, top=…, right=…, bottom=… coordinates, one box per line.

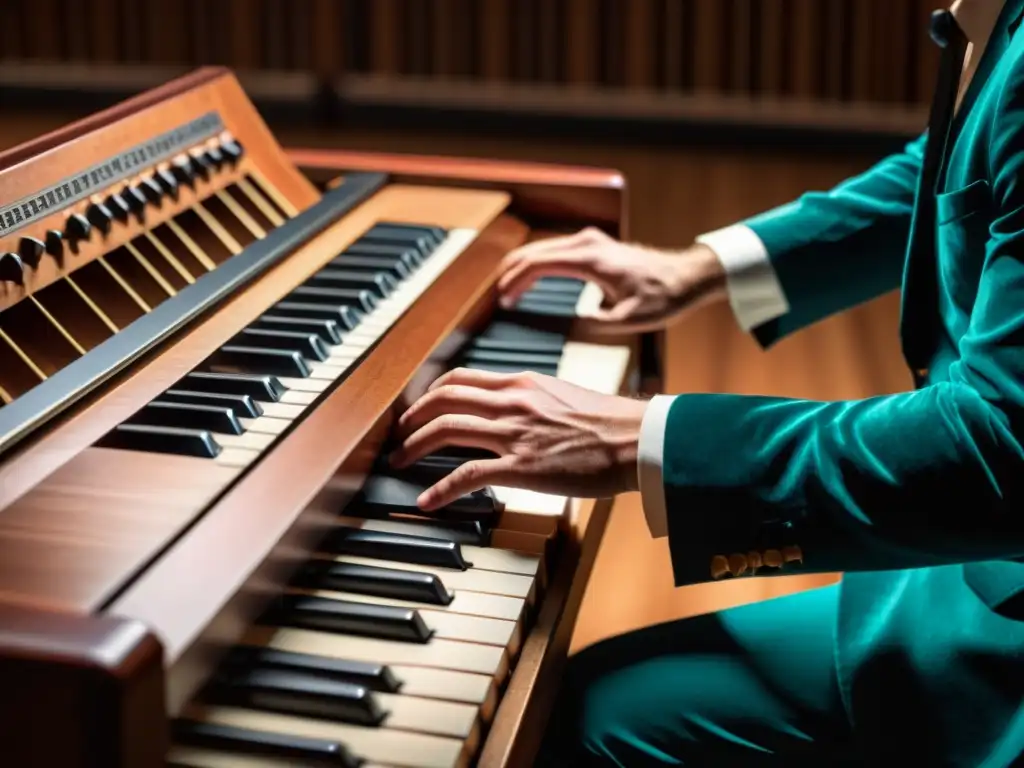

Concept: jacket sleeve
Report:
left=663, top=72, right=1024, bottom=587
left=743, top=133, right=926, bottom=347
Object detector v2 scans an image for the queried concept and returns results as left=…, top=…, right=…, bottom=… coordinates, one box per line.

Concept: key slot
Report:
left=246, top=171, right=297, bottom=219
left=160, top=221, right=217, bottom=273
left=201, top=194, right=259, bottom=250
left=215, top=188, right=267, bottom=240
left=102, top=246, right=174, bottom=309
left=69, top=259, right=150, bottom=328
left=133, top=232, right=197, bottom=287
left=30, top=279, right=117, bottom=349
left=235, top=177, right=286, bottom=229
left=0, top=329, right=47, bottom=397
left=26, top=296, right=86, bottom=355
left=0, top=297, right=83, bottom=377
left=164, top=211, right=234, bottom=267
left=192, top=203, right=244, bottom=258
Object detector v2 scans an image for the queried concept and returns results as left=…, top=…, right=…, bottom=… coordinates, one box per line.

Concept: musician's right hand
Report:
left=497, top=227, right=728, bottom=333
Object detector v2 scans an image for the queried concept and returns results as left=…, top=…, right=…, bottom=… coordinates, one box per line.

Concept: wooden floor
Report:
left=0, top=112, right=916, bottom=653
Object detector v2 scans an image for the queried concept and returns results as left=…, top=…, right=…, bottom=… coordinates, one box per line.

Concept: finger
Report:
left=499, top=230, right=592, bottom=270
left=425, top=366, right=523, bottom=394
left=390, top=414, right=511, bottom=469
left=417, top=457, right=515, bottom=511
left=396, top=384, right=512, bottom=436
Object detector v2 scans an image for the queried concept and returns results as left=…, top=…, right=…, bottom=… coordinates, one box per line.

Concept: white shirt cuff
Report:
left=637, top=394, right=675, bottom=539
left=696, top=224, right=789, bottom=332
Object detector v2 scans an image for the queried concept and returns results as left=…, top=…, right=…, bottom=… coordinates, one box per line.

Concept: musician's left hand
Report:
left=390, top=368, right=647, bottom=511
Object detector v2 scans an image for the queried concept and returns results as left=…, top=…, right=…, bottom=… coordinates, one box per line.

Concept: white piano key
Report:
left=491, top=485, right=568, bottom=517
left=214, top=431, right=278, bottom=451
left=557, top=341, right=632, bottom=395
left=242, top=625, right=506, bottom=677
left=390, top=665, right=495, bottom=706
left=214, top=447, right=262, bottom=470
left=460, top=546, right=540, bottom=577
left=375, top=693, right=479, bottom=738
left=293, top=587, right=525, bottom=623
left=180, top=705, right=470, bottom=768
left=325, top=555, right=534, bottom=600
left=278, top=389, right=320, bottom=406
left=307, top=362, right=349, bottom=381
left=256, top=402, right=307, bottom=420
left=574, top=281, right=605, bottom=317
left=238, top=416, right=292, bottom=436
left=276, top=377, right=332, bottom=393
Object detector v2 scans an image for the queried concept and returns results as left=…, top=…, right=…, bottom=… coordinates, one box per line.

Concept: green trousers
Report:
left=537, top=584, right=861, bottom=766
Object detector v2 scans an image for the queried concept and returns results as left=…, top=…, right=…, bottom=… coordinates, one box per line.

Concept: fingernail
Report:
left=416, top=491, right=432, bottom=509
left=499, top=296, right=512, bottom=308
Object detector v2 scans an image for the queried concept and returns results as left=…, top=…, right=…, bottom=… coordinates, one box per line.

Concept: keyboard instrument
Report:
left=0, top=67, right=638, bottom=768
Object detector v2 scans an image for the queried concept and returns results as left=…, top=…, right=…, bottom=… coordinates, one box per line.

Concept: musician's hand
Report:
left=498, top=228, right=727, bottom=333
left=390, top=368, right=648, bottom=511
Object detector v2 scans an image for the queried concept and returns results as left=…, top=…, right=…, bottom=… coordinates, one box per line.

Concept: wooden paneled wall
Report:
left=1, top=1, right=939, bottom=131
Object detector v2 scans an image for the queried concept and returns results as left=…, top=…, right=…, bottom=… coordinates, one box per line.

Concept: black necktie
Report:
left=900, top=9, right=970, bottom=376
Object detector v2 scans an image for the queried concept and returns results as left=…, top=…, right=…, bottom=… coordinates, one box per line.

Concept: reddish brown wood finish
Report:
left=0, top=185, right=510, bottom=614
left=288, top=147, right=629, bottom=236
left=109, top=213, right=532, bottom=713
left=0, top=603, right=166, bottom=768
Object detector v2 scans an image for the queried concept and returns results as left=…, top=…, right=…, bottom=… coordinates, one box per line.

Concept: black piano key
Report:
left=271, top=593, right=434, bottom=642
left=162, top=389, right=264, bottom=419
left=460, top=348, right=563, bottom=369
left=512, top=298, right=580, bottom=318
left=321, top=526, right=470, bottom=570
left=275, top=301, right=363, bottom=330
left=97, top=424, right=221, bottom=458
left=255, top=315, right=344, bottom=345
left=294, top=561, right=453, bottom=606
left=358, top=232, right=434, bottom=259
left=127, top=401, right=245, bottom=435
left=290, top=286, right=379, bottom=315
left=224, top=647, right=402, bottom=693
left=172, top=721, right=362, bottom=768
left=367, top=222, right=446, bottom=247
left=357, top=474, right=500, bottom=522
left=307, top=269, right=399, bottom=298
left=208, top=346, right=312, bottom=379
left=209, top=668, right=387, bottom=727
left=327, top=254, right=412, bottom=280
left=518, top=290, right=581, bottom=308
left=183, top=372, right=285, bottom=402
left=478, top=320, right=568, bottom=345
left=237, top=328, right=331, bottom=363
left=467, top=335, right=566, bottom=355
left=341, top=242, right=423, bottom=268
left=530, top=277, right=585, bottom=295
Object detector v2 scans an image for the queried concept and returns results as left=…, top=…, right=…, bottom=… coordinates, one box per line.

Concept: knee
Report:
left=540, top=645, right=693, bottom=766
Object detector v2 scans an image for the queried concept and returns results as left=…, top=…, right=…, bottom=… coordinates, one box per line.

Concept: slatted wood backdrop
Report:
left=0, top=0, right=939, bottom=130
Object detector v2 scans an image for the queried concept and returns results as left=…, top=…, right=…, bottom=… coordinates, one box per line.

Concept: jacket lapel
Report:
left=900, top=0, right=1024, bottom=378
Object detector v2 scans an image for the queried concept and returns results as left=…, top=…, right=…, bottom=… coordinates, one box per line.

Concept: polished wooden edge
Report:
left=107, top=213, right=532, bottom=712
left=480, top=497, right=617, bottom=768
left=286, top=147, right=626, bottom=191
left=0, top=67, right=230, bottom=172
left=0, top=603, right=167, bottom=768
left=0, top=602, right=162, bottom=675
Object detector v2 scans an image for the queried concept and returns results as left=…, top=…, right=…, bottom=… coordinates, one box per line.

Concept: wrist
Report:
left=685, top=243, right=728, bottom=302
left=608, top=397, right=647, bottom=494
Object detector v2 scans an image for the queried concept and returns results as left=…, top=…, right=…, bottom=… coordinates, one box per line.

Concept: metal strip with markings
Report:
left=0, top=171, right=389, bottom=456
left=0, top=112, right=225, bottom=237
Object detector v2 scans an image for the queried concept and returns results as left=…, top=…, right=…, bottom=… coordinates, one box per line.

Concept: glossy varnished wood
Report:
left=108, top=213, right=531, bottom=713
left=0, top=69, right=317, bottom=311
left=0, top=449, right=240, bottom=611
left=0, top=185, right=512, bottom=615
left=0, top=603, right=166, bottom=768
left=288, top=147, right=628, bottom=235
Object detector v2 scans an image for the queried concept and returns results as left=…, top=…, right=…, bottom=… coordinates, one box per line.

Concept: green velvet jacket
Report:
left=664, top=2, right=1024, bottom=763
